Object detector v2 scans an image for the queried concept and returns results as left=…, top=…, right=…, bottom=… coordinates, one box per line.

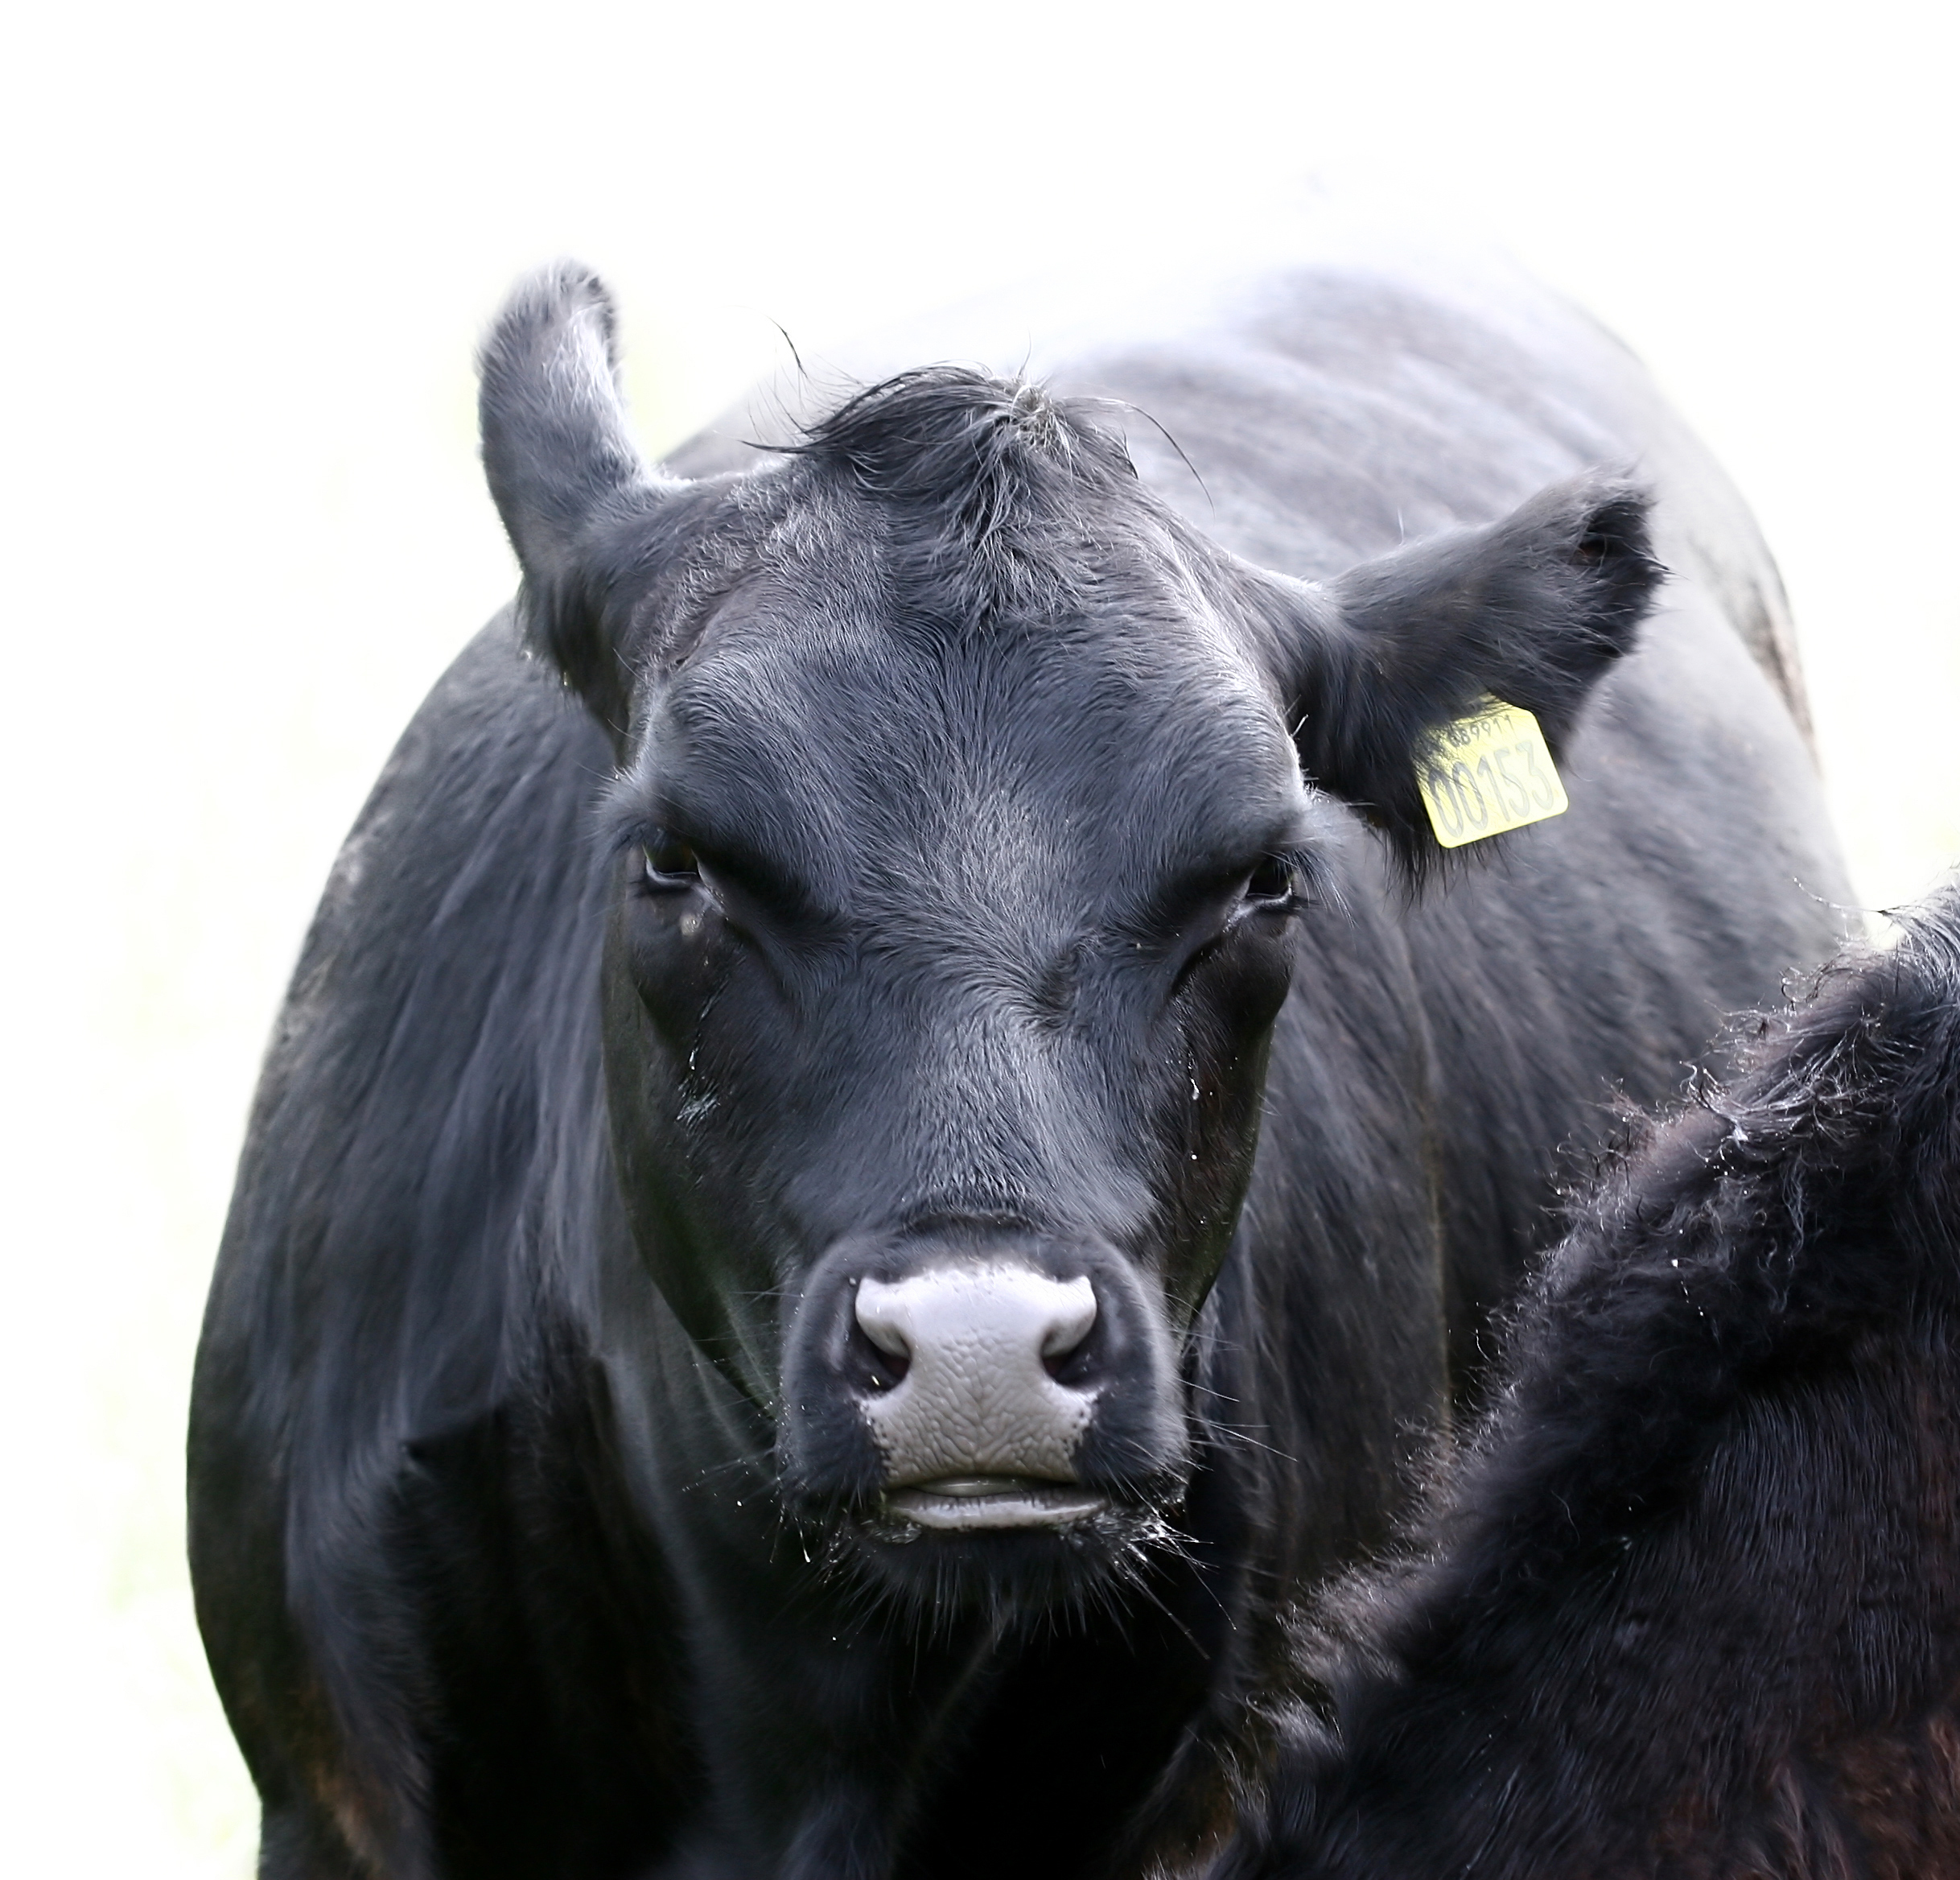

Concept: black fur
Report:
left=191, top=255, right=1850, bottom=1880
left=788, top=368, right=1143, bottom=621
left=1221, top=882, right=1960, bottom=1879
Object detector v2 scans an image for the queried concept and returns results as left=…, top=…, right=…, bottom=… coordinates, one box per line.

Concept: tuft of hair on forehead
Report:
left=784, top=367, right=1147, bottom=625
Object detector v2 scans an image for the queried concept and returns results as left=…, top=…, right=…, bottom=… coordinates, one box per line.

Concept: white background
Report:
left=2, top=2, right=1954, bottom=1871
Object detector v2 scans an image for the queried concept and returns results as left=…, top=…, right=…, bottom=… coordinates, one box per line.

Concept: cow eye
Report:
left=1244, top=855, right=1298, bottom=905
left=642, top=835, right=702, bottom=891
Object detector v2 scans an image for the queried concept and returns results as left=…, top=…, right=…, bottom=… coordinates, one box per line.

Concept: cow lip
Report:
left=882, top=1476, right=1110, bottom=1530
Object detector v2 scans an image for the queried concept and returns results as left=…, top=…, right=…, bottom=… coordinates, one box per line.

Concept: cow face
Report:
left=479, top=266, right=1659, bottom=1615
left=595, top=551, right=1313, bottom=1606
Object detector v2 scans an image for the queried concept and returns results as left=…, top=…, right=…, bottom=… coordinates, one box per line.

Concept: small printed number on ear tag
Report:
left=1417, top=695, right=1569, bottom=847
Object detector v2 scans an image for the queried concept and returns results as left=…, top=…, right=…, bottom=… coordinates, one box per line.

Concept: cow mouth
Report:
left=882, top=1475, right=1110, bottom=1530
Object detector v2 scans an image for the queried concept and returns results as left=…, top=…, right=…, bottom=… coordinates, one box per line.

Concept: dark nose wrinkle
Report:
left=808, top=948, right=1155, bottom=1245
left=859, top=992, right=1081, bottom=1213
left=1029, top=939, right=1087, bottom=1027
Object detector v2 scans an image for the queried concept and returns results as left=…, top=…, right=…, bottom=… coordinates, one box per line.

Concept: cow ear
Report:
left=1265, top=473, right=1661, bottom=876
left=479, top=262, right=684, bottom=730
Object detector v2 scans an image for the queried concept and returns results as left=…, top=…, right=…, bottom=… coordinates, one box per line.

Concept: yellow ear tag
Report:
left=1416, top=695, right=1569, bottom=847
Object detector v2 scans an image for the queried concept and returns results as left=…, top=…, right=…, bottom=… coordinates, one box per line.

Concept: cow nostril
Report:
left=865, top=1356, right=908, bottom=1392
left=1040, top=1292, right=1098, bottom=1384
left=855, top=1286, right=911, bottom=1364
left=847, top=1289, right=911, bottom=1394
left=1041, top=1325, right=1097, bottom=1385
left=846, top=1316, right=909, bottom=1393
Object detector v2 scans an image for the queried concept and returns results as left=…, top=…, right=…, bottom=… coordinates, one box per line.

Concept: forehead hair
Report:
left=776, top=367, right=1154, bottom=630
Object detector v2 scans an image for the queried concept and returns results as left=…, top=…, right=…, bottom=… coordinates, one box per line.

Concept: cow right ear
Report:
left=479, top=263, right=691, bottom=734
left=1243, top=473, right=1661, bottom=878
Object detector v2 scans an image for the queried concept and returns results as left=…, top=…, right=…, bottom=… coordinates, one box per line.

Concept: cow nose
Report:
left=852, top=1266, right=1100, bottom=1486
left=856, top=1268, right=1097, bottom=1370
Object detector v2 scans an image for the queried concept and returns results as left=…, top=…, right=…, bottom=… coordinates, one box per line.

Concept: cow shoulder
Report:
left=200, top=611, right=614, bottom=1446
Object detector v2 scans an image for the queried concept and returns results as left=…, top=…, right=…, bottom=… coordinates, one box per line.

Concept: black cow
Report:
left=188, top=245, right=1849, bottom=1880
left=1219, top=880, right=1960, bottom=1880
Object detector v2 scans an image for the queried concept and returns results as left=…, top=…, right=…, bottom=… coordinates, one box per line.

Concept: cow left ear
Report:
left=480, top=262, right=710, bottom=740
left=1254, top=472, right=1661, bottom=875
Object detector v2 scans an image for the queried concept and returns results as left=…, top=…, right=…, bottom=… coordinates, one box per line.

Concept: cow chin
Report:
left=810, top=1477, right=1190, bottom=1631
left=779, top=1444, right=1194, bottom=1627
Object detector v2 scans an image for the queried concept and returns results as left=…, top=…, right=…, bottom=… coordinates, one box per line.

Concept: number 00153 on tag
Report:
left=1416, top=696, right=1569, bottom=847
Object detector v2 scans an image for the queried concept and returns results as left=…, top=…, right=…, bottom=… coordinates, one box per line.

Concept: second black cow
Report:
left=190, top=241, right=1850, bottom=1879
left=1220, top=880, right=1960, bottom=1880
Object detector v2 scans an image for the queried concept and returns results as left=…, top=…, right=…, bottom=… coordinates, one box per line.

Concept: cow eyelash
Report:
left=640, top=832, right=702, bottom=891
left=1245, top=856, right=1296, bottom=902
left=1241, top=847, right=1321, bottom=910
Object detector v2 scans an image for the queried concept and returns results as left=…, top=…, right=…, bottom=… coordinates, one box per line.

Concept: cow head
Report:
left=479, top=265, right=1659, bottom=1617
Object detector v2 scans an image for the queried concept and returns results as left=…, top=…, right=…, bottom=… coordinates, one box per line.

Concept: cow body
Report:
left=189, top=237, right=1851, bottom=1880
left=1221, top=880, right=1960, bottom=1880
